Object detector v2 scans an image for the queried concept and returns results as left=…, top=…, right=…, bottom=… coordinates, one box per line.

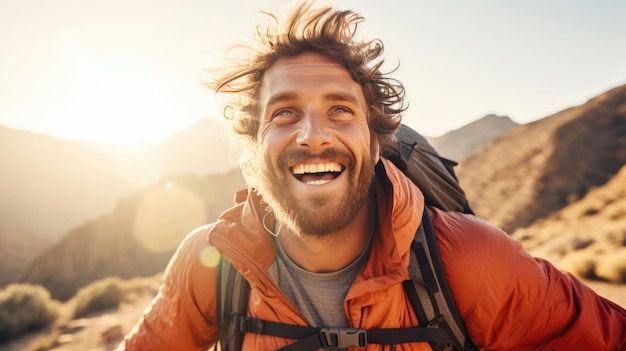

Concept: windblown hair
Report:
left=210, top=1, right=406, bottom=139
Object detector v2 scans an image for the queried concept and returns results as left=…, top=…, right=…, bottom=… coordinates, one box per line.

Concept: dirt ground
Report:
left=0, top=295, right=154, bottom=351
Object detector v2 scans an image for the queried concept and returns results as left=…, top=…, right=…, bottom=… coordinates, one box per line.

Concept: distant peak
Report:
left=481, top=114, right=512, bottom=121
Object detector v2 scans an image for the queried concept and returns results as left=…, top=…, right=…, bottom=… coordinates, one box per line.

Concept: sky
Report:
left=1, top=0, right=625, bottom=144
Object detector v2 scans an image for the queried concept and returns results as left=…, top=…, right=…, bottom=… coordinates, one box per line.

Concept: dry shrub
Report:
left=595, top=248, right=626, bottom=283
left=606, top=229, right=626, bottom=246
left=558, top=250, right=597, bottom=279
left=582, top=207, right=599, bottom=216
left=69, top=277, right=124, bottom=318
left=0, top=284, right=59, bottom=342
left=606, top=206, right=626, bottom=221
left=67, top=274, right=161, bottom=319
left=0, top=275, right=161, bottom=344
left=538, top=233, right=594, bottom=259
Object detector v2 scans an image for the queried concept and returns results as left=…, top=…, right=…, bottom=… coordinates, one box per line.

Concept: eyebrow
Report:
left=323, top=91, right=360, bottom=105
left=266, top=90, right=361, bottom=108
left=266, top=92, right=298, bottom=108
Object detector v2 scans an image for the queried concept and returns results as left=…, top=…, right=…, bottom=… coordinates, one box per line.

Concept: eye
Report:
left=332, top=106, right=351, bottom=114
left=275, top=109, right=294, bottom=116
left=271, top=109, right=298, bottom=124
left=329, top=106, right=354, bottom=121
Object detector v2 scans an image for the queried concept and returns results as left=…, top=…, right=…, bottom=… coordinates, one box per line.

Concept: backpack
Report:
left=215, top=124, right=477, bottom=351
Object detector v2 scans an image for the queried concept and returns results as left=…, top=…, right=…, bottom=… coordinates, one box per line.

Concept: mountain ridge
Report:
left=20, top=171, right=245, bottom=300
left=427, top=114, right=519, bottom=161
left=0, top=118, right=235, bottom=287
left=457, top=83, right=626, bottom=233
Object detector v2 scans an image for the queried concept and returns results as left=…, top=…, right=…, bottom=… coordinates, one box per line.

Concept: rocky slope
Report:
left=20, top=171, right=245, bottom=301
left=512, top=164, right=626, bottom=282
left=457, top=84, right=626, bottom=233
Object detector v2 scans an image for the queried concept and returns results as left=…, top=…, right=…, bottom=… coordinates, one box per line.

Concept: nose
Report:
left=296, top=112, right=331, bottom=151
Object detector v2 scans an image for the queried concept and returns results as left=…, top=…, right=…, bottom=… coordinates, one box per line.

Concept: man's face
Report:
left=253, top=52, right=379, bottom=237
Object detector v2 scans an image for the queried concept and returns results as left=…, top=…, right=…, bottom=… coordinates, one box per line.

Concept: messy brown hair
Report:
left=209, top=2, right=406, bottom=148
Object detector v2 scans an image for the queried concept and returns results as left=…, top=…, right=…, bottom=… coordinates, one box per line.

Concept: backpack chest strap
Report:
left=232, top=314, right=449, bottom=350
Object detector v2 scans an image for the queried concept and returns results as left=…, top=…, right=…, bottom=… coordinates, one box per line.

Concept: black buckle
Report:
left=320, top=328, right=367, bottom=348
left=233, top=314, right=248, bottom=332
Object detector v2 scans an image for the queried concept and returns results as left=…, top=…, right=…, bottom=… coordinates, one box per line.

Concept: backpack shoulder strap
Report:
left=404, top=208, right=477, bottom=351
left=213, top=211, right=475, bottom=351
left=216, top=257, right=250, bottom=351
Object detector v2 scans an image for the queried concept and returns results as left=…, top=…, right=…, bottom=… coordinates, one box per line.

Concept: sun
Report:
left=39, top=31, right=218, bottom=145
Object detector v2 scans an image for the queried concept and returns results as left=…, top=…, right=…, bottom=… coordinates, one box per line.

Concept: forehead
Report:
left=259, top=52, right=363, bottom=103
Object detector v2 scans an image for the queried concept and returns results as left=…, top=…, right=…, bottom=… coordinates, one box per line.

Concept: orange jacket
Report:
left=118, top=159, right=626, bottom=350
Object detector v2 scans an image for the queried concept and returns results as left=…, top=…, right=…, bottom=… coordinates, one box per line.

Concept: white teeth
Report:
left=307, top=179, right=331, bottom=185
left=292, top=163, right=341, bottom=175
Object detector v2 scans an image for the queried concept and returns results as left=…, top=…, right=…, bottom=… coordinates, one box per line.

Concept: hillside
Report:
left=512, top=164, right=626, bottom=282
left=457, top=84, right=626, bottom=233
left=161, top=118, right=238, bottom=176
left=0, top=129, right=136, bottom=287
left=428, top=114, right=519, bottom=161
left=0, top=118, right=233, bottom=240
left=0, top=118, right=235, bottom=288
left=0, top=227, right=52, bottom=287
left=20, top=170, right=245, bottom=301
left=0, top=127, right=136, bottom=241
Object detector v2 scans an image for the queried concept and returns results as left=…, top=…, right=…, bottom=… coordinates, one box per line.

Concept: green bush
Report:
left=69, top=277, right=124, bottom=318
left=0, top=284, right=59, bottom=342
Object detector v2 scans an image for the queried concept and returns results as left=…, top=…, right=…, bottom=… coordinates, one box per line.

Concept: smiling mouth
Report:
left=291, top=162, right=344, bottom=185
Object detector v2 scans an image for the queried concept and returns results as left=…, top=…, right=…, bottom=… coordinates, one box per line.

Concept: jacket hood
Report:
left=208, top=158, right=424, bottom=293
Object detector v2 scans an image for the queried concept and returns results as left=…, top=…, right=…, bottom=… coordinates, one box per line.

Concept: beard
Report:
left=253, top=146, right=377, bottom=237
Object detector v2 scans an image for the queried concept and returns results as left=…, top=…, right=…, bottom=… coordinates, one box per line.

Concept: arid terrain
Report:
left=2, top=84, right=625, bottom=350
left=2, top=279, right=624, bottom=351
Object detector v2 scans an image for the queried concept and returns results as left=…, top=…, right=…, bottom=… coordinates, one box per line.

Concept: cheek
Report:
left=357, top=128, right=378, bottom=162
left=257, top=120, right=272, bottom=144
left=258, top=127, right=291, bottom=164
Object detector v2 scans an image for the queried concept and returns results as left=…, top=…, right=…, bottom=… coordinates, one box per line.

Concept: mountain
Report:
left=0, top=127, right=136, bottom=240
left=162, top=118, right=239, bottom=176
left=0, top=227, right=52, bottom=288
left=0, top=118, right=234, bottom=240
left=20, top=170, right=245, bottom=301
left=0, top=128, right=137, bottom=287
left=457, top=84, right=626, bottom=233
left=0, top=118, right=235, bottom=288
left=427, top=114, right=519, bottom=161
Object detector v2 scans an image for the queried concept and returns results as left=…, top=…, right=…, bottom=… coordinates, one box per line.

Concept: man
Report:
left=118, top=2, right=626, bottom=350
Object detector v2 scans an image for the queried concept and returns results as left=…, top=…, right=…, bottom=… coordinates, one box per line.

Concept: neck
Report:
left=276, top=201, right=373, bottom=273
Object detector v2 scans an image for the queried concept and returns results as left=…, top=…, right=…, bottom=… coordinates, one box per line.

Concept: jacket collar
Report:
left=208, top=158, right=424, bottom=288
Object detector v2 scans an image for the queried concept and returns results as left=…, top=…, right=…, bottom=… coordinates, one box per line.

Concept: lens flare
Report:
left=132, top=182, right=206, bottom=252
left=200, top=246, right=221, bottom=268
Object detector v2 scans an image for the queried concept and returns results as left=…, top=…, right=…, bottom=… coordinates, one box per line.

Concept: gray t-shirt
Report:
left=266, top=210, right=376, bottom=349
